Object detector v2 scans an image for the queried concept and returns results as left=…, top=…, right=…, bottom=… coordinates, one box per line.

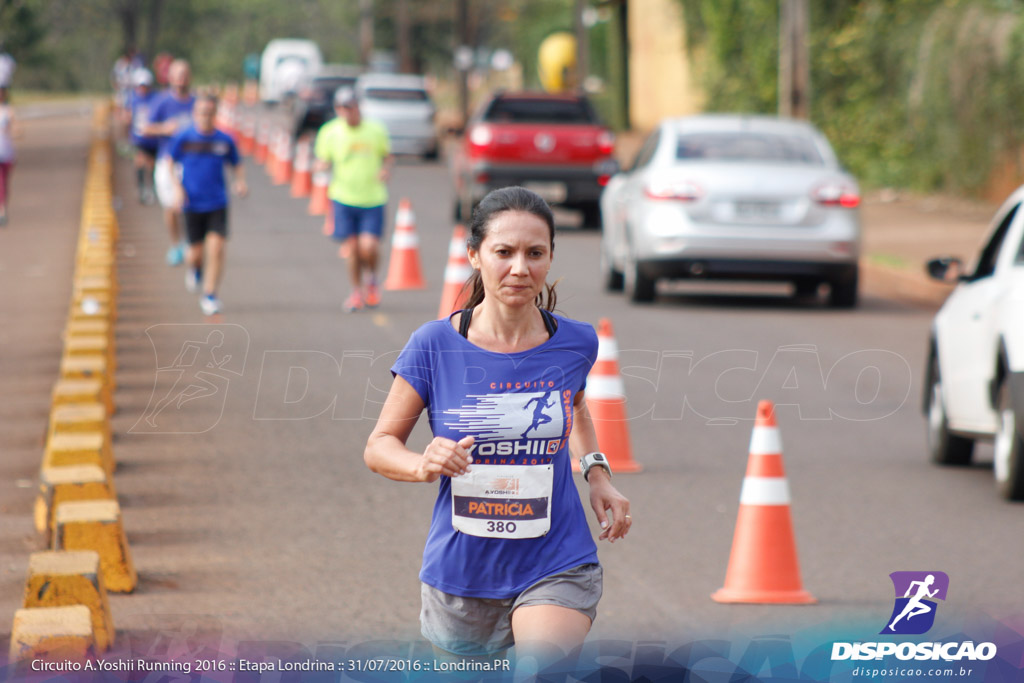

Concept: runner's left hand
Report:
left=587, top=471, right=631, bottom=542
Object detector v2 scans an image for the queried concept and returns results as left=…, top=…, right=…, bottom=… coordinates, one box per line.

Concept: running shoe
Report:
left=343, top=291, right=363, bottom=312
left=166, top=244, right=184, bottom=266
left=185, top=267, right=202, bottom=293
left=364, top=282, right=381, bottom=308
left=199, top=294, right=222, bottom=316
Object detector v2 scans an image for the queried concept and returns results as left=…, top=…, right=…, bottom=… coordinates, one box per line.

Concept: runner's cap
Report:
left=334, top=86, right=357, bottom=107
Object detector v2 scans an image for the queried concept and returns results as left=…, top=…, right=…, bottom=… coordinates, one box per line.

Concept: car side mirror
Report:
left=925, top=257, right=965, bottom=282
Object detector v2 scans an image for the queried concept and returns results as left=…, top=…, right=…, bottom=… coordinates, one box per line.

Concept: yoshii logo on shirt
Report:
left=443, top=391, right=564, bottom=440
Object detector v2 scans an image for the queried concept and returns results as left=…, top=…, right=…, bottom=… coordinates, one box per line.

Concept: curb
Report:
left=860, top=259, right=953, bottom=309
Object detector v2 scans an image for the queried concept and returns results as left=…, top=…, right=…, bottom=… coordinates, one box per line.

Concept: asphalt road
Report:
left=101, top=148, right=1024, bottom=646
left=3, top=111, right=1021, bottom=663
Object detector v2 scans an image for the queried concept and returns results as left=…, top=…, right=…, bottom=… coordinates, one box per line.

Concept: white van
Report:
left=259, top=39, right=323, bottom=104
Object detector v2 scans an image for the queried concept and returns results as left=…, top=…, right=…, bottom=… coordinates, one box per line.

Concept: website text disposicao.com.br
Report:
left=851, top=665, right=976, bottom=679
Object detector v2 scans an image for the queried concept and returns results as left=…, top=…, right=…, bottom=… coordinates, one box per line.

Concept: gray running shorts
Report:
left=420, top=563, right=602, bottom=657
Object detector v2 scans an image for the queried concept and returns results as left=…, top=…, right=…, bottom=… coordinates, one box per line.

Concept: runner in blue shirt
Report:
left=168, top=93, right=247, bottom=316
left=143, top=58, right=196, bottom=266
left=126, top=68, right=159, bottom=204
left=365, top=187, right=631, bottom=665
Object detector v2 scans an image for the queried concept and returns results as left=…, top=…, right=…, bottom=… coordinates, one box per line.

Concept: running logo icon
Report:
left=131, top=324, right=249, bottom=434
left=881, top=571, right=949, bottom=635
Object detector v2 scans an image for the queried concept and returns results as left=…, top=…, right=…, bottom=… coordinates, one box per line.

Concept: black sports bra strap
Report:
left=540, top=308, right=558, bottom=337
left=459, top=306, right=557, bottom=340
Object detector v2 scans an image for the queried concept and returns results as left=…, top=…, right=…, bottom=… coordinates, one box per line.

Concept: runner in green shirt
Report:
left=314, top=87, right=394, bottom=312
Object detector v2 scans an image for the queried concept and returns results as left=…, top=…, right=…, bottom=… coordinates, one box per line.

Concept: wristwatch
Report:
left=579, top=452, right=612, bottom=482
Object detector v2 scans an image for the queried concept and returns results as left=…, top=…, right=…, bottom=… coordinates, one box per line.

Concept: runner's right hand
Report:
left=418, top=435, right=474, bottom=482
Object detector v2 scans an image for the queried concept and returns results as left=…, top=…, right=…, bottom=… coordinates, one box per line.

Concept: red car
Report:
left=452, top=91, right=618, bottom=228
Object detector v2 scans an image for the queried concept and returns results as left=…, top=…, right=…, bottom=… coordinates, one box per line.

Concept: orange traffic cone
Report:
left=290, top=138, right=313, bottom=198
left=384, top=199, right=427, bottom=290
left=254, top=121, right=269, bottom=165
left=238, top=117, right=255, bottom=157
left=437, top=225, right=473, bottom=319
left=309, top=171, right=330, bottom=216
left=576, top=318, right=643, bottom=474
left=272, top=132, right=292, bottom=185
left=711, top=400, right=816, bottom=604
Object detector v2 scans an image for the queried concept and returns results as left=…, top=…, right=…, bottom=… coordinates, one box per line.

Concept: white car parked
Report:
left=355, top=73, right=438, bottom=159
left=600, top=115, right=861, bottom=306
left=925, top=186, right=1024, bottom=500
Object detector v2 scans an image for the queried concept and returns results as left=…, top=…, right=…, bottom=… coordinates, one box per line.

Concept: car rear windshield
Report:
left=484, top=98, right=597, bottom=124
left=364, top=88, right=428, bottom=102
left=314, top=78, right=356, bottom=96
left=675, top=132, right=824, bottom=165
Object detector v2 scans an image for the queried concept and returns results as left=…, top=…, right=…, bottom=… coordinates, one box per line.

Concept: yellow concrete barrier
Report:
left=44, top=431, right=113, bottom=475
left=48, top=402, right=110, bottom=440
left=9, top=605, right=94, bottom=661
left=65, top=318, right=112, bottom=344
left=36, top=464, right=116, bottom=542
left=53, top=500, right=136, bottom=593
left=53, top=377, right=112, bottom=414
left=69, top=297, right=113, bottom=323
left=59, top=354, right=112, bottom=394
left=63, top=333, right=115, bottom=378
left=22, top=551, right=114, bottom=652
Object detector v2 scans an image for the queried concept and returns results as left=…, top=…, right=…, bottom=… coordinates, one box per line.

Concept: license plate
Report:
left=523, top=181, right=567, bottom=204
left=734, top=200, right=781, bottom=220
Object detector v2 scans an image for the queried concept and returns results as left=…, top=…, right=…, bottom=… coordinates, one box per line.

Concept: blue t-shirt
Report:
left=147, top=90, right=196, bottom=157
left=129, top=90, right=158, bottom=151
left=168, top=126, right=239, bottom=213
left=391, top=312, right=600, bottom=599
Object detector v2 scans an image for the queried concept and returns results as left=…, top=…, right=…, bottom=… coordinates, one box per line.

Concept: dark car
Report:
left=451, top=91, right=618, bottom=227
left=292, top=64, right=363, bottom=140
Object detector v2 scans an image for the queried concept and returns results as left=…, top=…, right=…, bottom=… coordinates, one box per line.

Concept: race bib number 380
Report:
left=451, top=464, right=553, bottom=538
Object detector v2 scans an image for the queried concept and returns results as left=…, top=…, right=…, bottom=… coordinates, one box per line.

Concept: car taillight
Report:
left=468, top=125, right=493, bottom=154
left=812, top=183, right=860, bottom=208
left=598, top=174, right=611, bottom=187
left=644, top=179, right=702, bottom=201
left=597, top=130, right=615, bottom=156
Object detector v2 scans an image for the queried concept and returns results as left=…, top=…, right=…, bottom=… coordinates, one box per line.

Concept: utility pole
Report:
left=396, top=0, right=412, bottom=74
left=455, top=0, right=470, bottom=128
left=359, top=0, right=374, bottom=68
left=574, top=0, right=590, bottom=92
left=778, top=0, right=810, bottom=119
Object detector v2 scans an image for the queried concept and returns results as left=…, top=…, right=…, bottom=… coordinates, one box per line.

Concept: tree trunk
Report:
left=116, top=0, right=139, bottom=54
left=144, top=0, right=164, bottom=65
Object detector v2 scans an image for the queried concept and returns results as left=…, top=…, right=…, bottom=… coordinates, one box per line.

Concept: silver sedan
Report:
left=600, top=115, right=862, bottom=307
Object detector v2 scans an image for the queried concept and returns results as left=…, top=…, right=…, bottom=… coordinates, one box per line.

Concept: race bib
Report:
left=451, top=464, right=553, bottom=538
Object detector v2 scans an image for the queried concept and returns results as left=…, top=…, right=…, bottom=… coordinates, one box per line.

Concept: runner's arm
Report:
left=365, top=375, right=474, bottom=483
left=570, top=390, right=631, bottom=542
left=230, top=161, right=248, bottom=198
left=379, top=153, right=394, bottom=182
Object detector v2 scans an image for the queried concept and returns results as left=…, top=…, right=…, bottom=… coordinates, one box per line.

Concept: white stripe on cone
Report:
left=596, top=335, right=619, bottom=361
left=392, top=231, right=420, bottom=249
left=445, top=264, right=473, bottom=283
left=449, top=241, right=467, bottom=258
left=739, top=476, right=791, bottom=505
left=586, top=375, right=625, bottom=400
left=749, top=426, right=782, bottom=456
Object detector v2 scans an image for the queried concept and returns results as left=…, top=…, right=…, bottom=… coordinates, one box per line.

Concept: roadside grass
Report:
left=866, top=252, right=910, bottom=270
